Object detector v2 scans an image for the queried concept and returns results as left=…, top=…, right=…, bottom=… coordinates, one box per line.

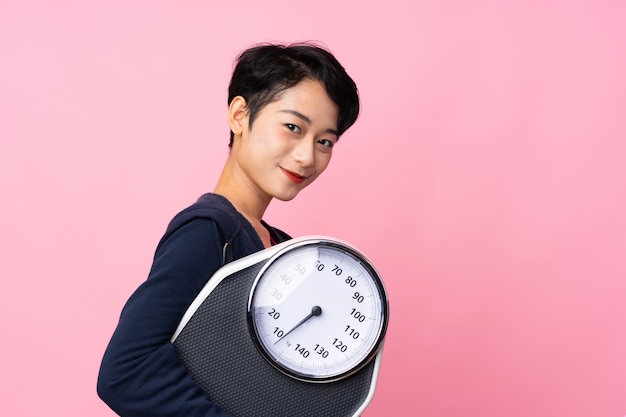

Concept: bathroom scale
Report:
left=172, top=235, right=389, bottom=417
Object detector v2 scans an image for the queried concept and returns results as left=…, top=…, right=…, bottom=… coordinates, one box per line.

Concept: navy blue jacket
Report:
left=97, top=194, right=291, bottom=416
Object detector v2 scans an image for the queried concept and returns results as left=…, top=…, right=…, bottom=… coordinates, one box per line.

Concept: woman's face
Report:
left=233, top=79, right=340, bottom=202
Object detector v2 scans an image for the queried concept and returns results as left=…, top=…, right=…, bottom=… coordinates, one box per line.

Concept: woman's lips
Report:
left=280, top=167, right=307, bottom=184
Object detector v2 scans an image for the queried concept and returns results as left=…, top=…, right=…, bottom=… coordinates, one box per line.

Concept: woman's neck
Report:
left=214, top=158, right=272, bottom=247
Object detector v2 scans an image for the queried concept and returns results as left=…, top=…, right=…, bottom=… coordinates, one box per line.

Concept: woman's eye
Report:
left=318, top=139, right=335, bottom=148
left=286, top=124, right=300, bottom=133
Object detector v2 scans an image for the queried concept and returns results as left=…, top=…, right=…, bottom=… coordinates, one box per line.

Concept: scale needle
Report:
left=274, top=305, right=322, bottom=345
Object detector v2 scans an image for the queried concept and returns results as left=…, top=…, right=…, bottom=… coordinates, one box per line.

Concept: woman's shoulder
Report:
left=169, top=193, right=240, bottom=230
left=154, top=193, right=242, bottom=251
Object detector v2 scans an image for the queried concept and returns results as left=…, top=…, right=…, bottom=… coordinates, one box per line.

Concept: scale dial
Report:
left=248, top=238, right=388, bottom=382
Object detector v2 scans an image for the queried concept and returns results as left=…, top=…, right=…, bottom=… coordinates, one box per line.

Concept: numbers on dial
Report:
left=250, top=241, right=387, bottom=381
left=267, top=308, right=280, bottom=320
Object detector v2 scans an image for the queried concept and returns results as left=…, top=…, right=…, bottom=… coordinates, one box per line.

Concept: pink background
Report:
left=1, top=1, right=625, bottom=416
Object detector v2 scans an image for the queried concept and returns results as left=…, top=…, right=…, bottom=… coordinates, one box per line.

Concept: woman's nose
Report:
left=293, top=139, right=315, bottom=167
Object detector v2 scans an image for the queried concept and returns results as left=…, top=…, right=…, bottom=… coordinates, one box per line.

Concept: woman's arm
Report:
left=97, top=218, right=232, bottom=417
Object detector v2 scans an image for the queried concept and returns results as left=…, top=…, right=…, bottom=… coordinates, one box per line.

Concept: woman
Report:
left=97, top=42, right=360, bottom=417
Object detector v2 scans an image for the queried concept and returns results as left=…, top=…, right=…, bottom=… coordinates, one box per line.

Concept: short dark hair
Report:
left=227, top=42, right=360, bottom=147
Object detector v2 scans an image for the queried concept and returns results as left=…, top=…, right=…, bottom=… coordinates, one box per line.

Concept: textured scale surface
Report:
left=173, top=260, right=376, bottom=417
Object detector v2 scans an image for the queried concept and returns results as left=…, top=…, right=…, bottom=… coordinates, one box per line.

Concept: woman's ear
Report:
left=228, top=96, right=248, bottom=136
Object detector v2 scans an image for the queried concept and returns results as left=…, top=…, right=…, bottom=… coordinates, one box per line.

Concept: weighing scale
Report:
left=172, top=236, right=389, bottom=417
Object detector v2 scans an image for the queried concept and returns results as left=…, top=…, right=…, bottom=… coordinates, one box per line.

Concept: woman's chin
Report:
left=273, top=187, right=303, bottom=202
left=275, top=192, right=299, bottom=202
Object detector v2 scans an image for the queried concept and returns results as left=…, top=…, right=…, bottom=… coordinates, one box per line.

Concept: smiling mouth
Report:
left=280, top=167, right=307, bottom=184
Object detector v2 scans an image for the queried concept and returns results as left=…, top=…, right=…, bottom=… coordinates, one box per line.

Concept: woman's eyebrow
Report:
left=279, top=109, right=338, bottom=136
left=279, top=109, right=311, bottom=124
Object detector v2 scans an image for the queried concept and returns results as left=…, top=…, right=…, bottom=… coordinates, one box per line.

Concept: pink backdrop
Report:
left=1, top=1, right=625, bottom=416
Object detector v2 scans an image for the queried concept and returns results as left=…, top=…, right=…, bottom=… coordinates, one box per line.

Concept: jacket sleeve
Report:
left=97, top=218, right=233, bottom=417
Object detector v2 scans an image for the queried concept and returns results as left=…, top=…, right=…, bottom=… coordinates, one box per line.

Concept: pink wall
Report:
left=1, top=1, right=625, bottom=416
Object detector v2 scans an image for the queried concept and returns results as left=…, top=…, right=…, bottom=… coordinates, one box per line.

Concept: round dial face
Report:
left=248, top=239, right=388, bottom=382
